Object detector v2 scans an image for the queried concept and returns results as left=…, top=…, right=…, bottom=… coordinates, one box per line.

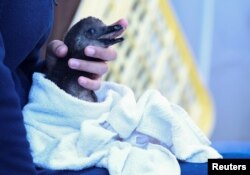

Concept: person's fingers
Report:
left=112, top=18, right=128, bottom=29
left=110, top=18, right=129, bottom=37
left=47, top=40, right=68, bottom=57
left=68, top=58, right=108, bottom=75
left=84, top=46, right=117, bottom=61
left=78, top=76, right=102, bottom=91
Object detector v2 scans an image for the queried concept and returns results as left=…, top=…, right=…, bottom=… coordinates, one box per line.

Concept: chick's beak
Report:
left=98, top=24, right=124, bottom=46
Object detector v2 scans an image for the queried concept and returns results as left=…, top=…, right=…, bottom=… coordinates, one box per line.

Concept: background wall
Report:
left=170, top=0, right=250, bottom=141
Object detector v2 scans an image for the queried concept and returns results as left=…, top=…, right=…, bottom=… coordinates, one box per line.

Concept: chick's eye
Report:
left=87, top=28, right=96, bottom=35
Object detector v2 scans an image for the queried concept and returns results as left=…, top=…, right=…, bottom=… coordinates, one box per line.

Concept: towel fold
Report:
left=23, top=73, right=222, bottom=175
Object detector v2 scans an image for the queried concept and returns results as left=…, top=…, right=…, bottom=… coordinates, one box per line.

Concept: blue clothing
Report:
left=0, top=0, right=53, bottom=174
left=0, top=1, right=108, bottom=175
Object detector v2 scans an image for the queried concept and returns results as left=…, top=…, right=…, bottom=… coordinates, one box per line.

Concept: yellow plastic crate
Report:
left=71, top=0, right=214, bottom=136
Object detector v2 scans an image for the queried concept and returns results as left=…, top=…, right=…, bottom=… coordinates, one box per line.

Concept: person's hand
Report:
left=46, top=18, right=128, bottom=90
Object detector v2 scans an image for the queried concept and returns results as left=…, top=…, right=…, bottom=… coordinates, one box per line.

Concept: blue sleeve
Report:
left=0, top=33, right=37, bottom=174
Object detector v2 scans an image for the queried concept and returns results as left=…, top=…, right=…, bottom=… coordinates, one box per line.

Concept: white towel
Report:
left=23, top=73, right=222, bottom=175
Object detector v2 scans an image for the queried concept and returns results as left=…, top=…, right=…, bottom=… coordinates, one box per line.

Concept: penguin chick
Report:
left=45, top=17, right=124, bottom=102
